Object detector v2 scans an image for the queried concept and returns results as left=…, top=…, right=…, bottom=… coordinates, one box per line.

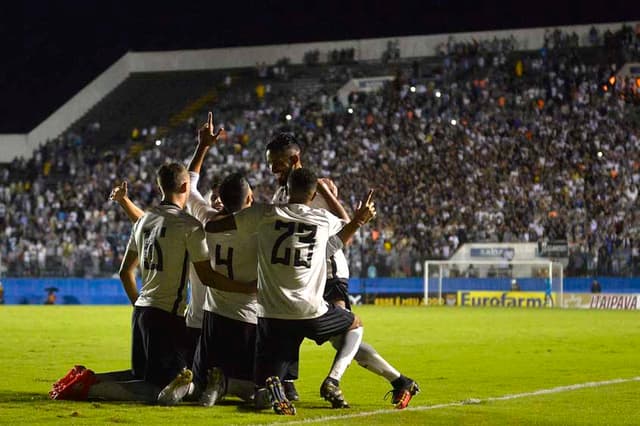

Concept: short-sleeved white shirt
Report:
left=273, top=184, right=350, bottom=280
left=184, top=172, right=218, bottom=328
left=234, top=203, right=345, bottom=319
left=187, top=172, right=259, bottom=325
left=127, top=203, right=209, bottom=316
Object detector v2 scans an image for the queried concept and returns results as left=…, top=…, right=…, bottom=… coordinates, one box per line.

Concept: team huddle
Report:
left=48, top=113, right=419, bottom=415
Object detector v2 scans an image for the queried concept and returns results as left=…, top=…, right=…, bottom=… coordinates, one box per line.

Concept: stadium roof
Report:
left=1, top=0, right=639, bottom=133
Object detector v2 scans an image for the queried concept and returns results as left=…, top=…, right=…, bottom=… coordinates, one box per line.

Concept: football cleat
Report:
left=254, top=387, right=271, bottom=410
left=199, top=368, right=226, bottom=407
left=282, top=380, right=299, bottom=401
left=320, top=377, right=349, bottom=409
left=157, top=368, right=193, bottom=406
left=265, top=376, right=296, bottom=415
left=49, top=368, right=96, bottom=400
left=51, top=365, right=87, bottom=392
left=387, top=378, right=420, bottom=409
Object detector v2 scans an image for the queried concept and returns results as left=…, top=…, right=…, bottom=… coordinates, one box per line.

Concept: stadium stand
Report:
left=1, top=24, right=639, bottom=280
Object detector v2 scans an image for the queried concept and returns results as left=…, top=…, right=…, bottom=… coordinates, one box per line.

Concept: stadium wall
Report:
left=0, top=134, right=29, bottom=159
left=3, top=277, right=640, bottom=305
left=0, top=21, right=637, bottom=162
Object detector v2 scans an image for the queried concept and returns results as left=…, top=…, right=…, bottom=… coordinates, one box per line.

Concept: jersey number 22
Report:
left=271, top=220, right=317, bottom=268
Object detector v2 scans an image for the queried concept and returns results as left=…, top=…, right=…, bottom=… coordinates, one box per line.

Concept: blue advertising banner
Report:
left=2, top=277, right=640, bottom=305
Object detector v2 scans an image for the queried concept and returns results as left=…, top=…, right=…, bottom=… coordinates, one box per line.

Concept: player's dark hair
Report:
left=157, top=163, right=188, bottom=193
left=266, top=132, right=301, bottom=153
left=288, top=168, right=317, bottom=199
left=219, top=172, right=250, bottom=213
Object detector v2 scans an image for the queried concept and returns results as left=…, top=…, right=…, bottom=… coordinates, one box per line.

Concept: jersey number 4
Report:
left=271, top=220, right=317, bottom=268
left=215, top=245, right=234, bottom=279
left=143, top=226, right=166, bottom=271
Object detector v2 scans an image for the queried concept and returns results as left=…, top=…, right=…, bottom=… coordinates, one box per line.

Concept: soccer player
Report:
left=206, top=167, right=376, bottom=415
left=186, top=113, right=261, bottom=406
left=265, top=133, right=420, bottom=409
left=109, top=179, right=205, bottom=374
left=49, top=163, right=254, bottom=404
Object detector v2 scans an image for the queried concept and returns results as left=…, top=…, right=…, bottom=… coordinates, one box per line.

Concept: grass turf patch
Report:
left=1, top=305, right=639, bottom=424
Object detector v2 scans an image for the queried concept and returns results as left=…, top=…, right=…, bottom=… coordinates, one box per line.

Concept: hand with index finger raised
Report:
left=198, top=111, right=224, bottom=147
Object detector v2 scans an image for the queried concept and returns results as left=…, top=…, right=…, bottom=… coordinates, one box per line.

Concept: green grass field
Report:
left=1, top=305, right=639, bottom=425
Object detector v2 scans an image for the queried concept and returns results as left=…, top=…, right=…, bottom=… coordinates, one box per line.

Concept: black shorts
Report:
left=324, top=278, right=351, bottom=310
left=131, top=308, right=146, bottom=379
left=184, top=326, right=201, bottom=369
left=192, top=311, right=256, bottom=387
left=131, top=306, right=188, bottom=387
left=254, top=304, right=355, bottom=386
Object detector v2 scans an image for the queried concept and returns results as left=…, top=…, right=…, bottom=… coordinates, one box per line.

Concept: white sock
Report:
left=354, top=342, right=401, bottom=382
left=328, top=327, right=363, bottom=382
left=226, top=378, right=255, bottom=401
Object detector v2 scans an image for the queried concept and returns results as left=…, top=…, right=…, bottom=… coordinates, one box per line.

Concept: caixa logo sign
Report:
left=470, top=247, right=515, bottom=260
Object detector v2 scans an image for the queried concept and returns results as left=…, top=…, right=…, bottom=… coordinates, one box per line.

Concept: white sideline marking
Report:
left=268, top=376, right=640, bottom=425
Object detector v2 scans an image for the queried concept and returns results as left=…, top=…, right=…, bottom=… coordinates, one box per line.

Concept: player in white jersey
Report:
left=185, top=115, right=261, bottom=406
left=49, top=163, right=254, bottom=404
left=265, top=133, right=420, bottom=409
left=109, top=180, right=205, bottom=372
left=206, top=167, right=376, bottom=415
left=103, top=117, right=258, bottom=406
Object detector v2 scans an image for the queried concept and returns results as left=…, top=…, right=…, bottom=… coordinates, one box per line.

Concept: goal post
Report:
left=423, top=260, right=564, bottom=307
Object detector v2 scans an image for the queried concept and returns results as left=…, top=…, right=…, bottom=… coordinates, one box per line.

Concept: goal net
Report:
left=423, top=260, right=564, bottom=308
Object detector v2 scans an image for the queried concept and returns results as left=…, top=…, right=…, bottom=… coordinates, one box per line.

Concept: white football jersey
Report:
left=273, top=183, right=350, bottom=280
left=127, top=203, right=210, bottom=316
left=184, top=172, right=218, bottom=328
left=234, top=203, right=345, bottom=320
left=271, top=185, right=288, bottom=204
left=188, top=172, right=259, bottom=325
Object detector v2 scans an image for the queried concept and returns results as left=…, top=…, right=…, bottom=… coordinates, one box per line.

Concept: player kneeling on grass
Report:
left=266, top=133, right=419, bottom=409
left=206, top=168, right=375, bottom=415
left=185, top=117, right=262, bottom=407
left=49, top=163, right=255, bottom=404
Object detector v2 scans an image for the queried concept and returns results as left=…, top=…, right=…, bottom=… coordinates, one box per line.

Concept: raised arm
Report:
left=188, top=171, right=220, bottom=224
left=110, top=181, right=144, bottom=223
left=188, top=111, right=223, bottom=174
left=317, top=178, right=350, bottom=222
left=187, top=111, right=226, bottom=222
left=337, top=189, right=376, bottom=244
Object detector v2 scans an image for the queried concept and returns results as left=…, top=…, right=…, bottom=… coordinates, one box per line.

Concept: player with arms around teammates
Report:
left=265, top=132, right=419, bottom=409
left=183, top=113, right=261, bottom=406
left=207, top=166, right=376, bottom=415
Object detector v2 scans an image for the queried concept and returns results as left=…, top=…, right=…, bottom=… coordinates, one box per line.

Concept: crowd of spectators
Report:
left=1, top=24, right=640, bottom=279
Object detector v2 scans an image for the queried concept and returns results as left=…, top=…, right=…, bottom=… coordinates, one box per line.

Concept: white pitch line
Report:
left=264, top=376, right=640, bottom=426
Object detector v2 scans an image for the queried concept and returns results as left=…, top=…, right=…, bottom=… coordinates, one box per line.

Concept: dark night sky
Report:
left=1, top=0, right=639, bottom=133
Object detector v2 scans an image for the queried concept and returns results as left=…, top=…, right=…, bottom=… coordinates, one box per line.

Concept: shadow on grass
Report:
left=0, top=390, right=48, bottom=403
